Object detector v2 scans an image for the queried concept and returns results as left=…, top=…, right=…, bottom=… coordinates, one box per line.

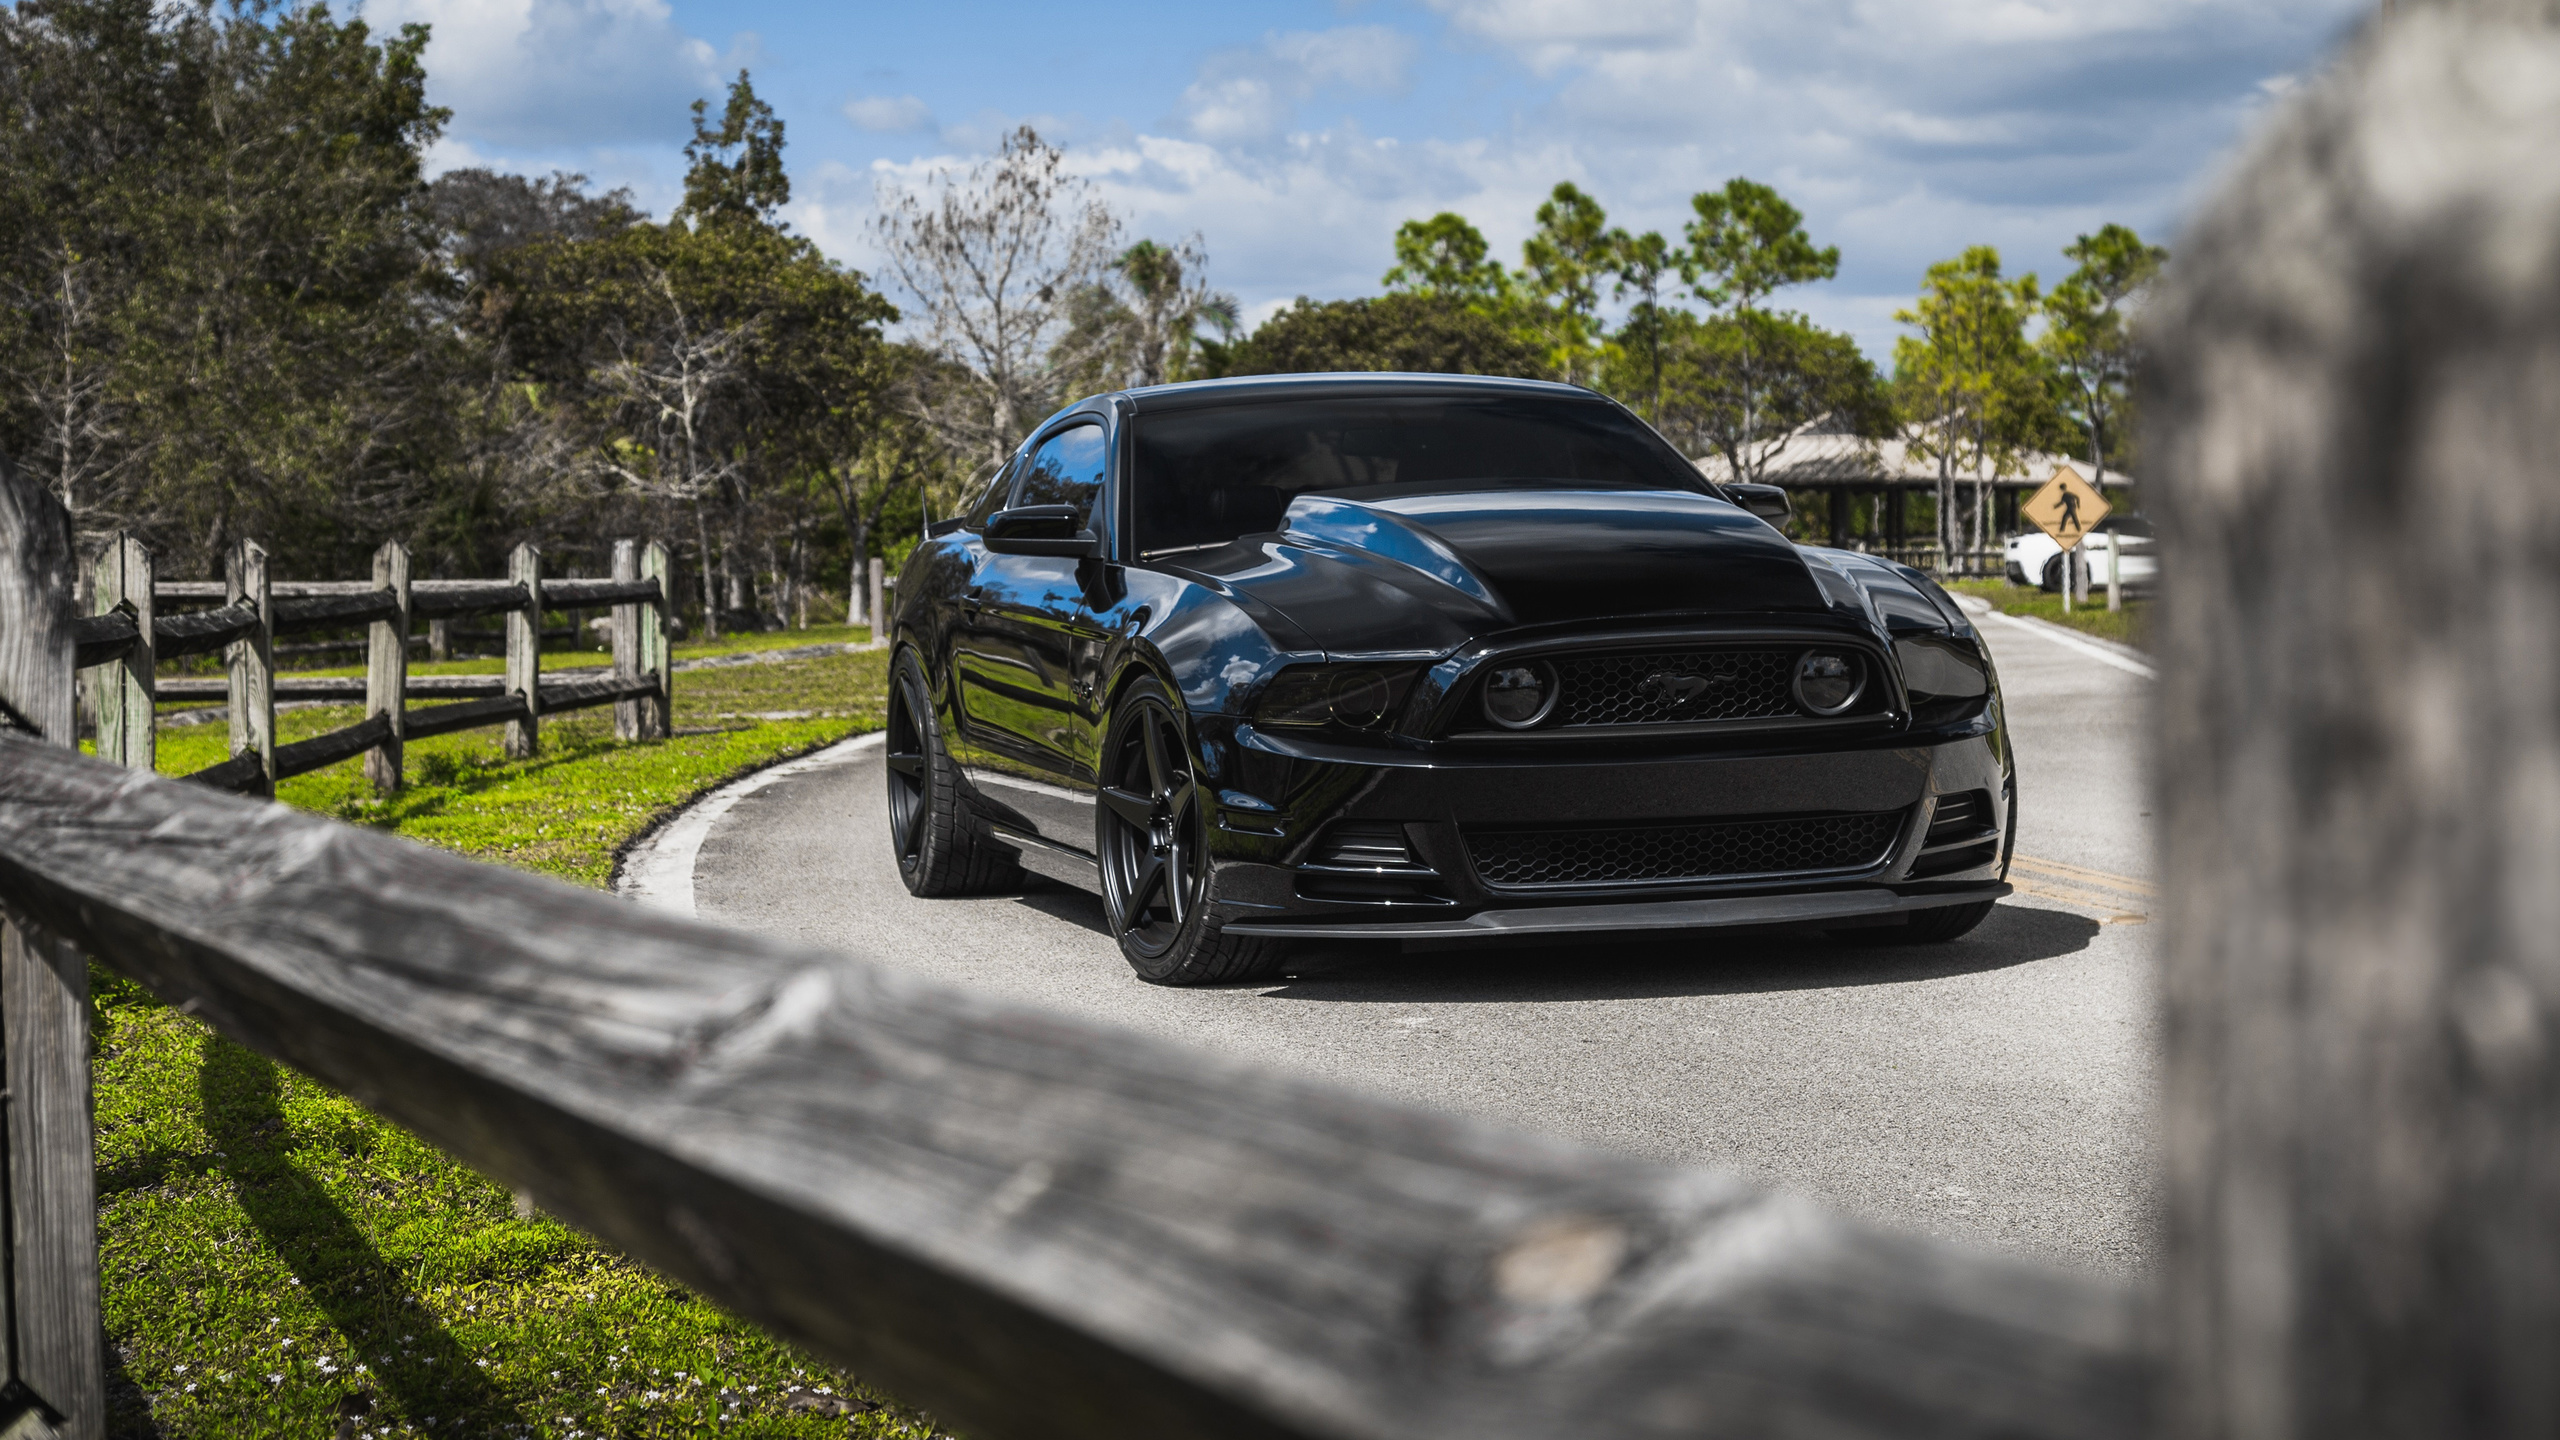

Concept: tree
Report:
left=1644, top=311, right=1890, bottom=483
left=1683, top=177, right=1841, bottom=314
left=2041, top=223, right=2166, bottom=483
left=1894, top=246, right=2048, bottom=560
left=1662, top=177, right=1850, bottom=480
left=1516, top=182, right=1611, bottom=385
left=1054, top=236, right=1239, bottom=393
left=1381, top=212, right=1508, bottom=305
left=483, top=74, right=895, bottom=636
left=430, top=168, right=635, bottom=281
left=871, top=125, right=1119, bottom=470
left=0, top=0, right=461, bottom=575
left=1603, top=228, right=1676, bottom=423
left=1225, top=295, right=1545, bottom=377
left=679, top=70, right=790, bottom=228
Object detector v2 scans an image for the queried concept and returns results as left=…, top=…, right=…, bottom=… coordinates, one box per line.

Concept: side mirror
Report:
left=1727, top=483, right=1793, bottom=525
left=983, top=505, right=1097, bottom=558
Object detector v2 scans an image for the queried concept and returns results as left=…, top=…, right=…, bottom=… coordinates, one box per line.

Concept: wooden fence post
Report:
left=364, top=541, right=410, bottom=793
left=428, top=616, right=450, bottom=662
left=611, top=539, right=641, bottom=741
left=868, top=556, right=886, bottom=642
left=505, top=543, right=541, bottom=759
left=92, top=533, right=154, bottom=773
left=640, top=540, right=671, bottom=739
left=2149, top=7, right=2560, bottom=1437
left=225, top=540, right=273, bottom=797
left=0, top=457, right=107, bottom=1440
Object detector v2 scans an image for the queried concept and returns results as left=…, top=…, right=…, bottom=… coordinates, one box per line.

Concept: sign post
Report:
left=2021, top=464, right=2113, bottom=614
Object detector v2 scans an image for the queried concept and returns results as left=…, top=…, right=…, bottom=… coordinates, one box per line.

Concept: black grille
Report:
left=1547, top=647, right=1802, bottom=727
left=1466, top=810, right=1905, bottom=889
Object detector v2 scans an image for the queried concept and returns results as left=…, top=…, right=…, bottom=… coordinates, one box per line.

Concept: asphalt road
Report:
left=680, top=614, right=2158, bottom=1274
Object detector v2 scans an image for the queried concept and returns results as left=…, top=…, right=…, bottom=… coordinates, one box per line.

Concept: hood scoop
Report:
left=1285, top=488, right=1826, bottom=626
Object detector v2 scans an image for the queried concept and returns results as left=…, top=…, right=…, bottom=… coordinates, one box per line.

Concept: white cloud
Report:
left=516, top=0, right=2372, bottom=369
left=1406, top=0, right=2368, bottom=356
left=360, top=0, right=721, bottom=147
left=845, top=94, right=934, bottom=133
left=1179, top=26, right=1421, bottom=143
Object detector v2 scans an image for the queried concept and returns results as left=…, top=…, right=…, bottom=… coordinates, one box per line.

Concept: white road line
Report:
left=1976, top=610, right=2157, bottom=680
left=618, top=731, right=884, bottom=916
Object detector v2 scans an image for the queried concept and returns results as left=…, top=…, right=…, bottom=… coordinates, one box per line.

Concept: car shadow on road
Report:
left=1248, top=903, right=2109, bottom=1004
left=1004, top=879, right=1117, bottom=935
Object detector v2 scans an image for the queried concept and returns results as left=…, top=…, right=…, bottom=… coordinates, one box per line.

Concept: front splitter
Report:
left=1219, top=881, right=2013, bottom=940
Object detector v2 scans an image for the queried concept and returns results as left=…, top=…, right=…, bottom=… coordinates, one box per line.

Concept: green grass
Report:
left=1946, top=578, right=2149, bottom=651
left=253, top=623, right=877, bottom=682
left=101, top=639, right=937, bottom=1437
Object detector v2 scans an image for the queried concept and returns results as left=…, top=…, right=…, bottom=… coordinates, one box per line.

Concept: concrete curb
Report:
left=616, top=730, right=885, bottom=917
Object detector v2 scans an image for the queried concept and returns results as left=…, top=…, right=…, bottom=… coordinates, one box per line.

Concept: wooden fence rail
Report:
left=10, top=6, right=2560, bottom=1435
left=67, top=536, right=674, bottom=798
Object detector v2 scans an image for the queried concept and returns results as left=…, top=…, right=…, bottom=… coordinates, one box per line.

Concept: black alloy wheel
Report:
left=884, top=649, right=1021, bottom=897
left=1096, top=678, right=1285, bottom=984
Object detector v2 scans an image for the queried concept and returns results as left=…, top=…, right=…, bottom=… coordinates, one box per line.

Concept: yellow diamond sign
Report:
left=2022, top=463, right=2112, bottom=549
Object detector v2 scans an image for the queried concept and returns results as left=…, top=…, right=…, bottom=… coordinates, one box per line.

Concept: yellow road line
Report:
left=2007, top=853, right=2154, bottom=924
left=2010, top=853, right=2156, bottom=897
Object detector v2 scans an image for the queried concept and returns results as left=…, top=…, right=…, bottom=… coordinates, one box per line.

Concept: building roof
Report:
left=1692, top=417, right=2133, bottom=489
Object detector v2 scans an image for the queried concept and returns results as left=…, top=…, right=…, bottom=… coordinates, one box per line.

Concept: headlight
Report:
left=1792, top=650, right=1866, bottom=716
left=1254, top=666, right=1415, bottom=731
left=1482, top=661, right=1559, bottom=729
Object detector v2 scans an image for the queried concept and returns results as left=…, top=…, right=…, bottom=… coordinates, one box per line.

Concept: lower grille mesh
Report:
left=1467, top=810, right=1904, bottom=889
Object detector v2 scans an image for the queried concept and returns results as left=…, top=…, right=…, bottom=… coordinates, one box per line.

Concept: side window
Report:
left=1010, top=422, right=1107, bottom=533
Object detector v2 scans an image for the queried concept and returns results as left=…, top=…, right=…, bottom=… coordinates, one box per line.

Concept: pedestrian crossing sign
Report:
left=2023, top=464, right=2111, bottom=549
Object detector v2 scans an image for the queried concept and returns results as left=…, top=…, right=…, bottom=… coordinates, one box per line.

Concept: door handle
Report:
left=962, top=587, right=986, bottom=615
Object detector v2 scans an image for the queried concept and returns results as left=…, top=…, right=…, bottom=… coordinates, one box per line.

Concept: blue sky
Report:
left=359, top=0, right=2370, bottom=361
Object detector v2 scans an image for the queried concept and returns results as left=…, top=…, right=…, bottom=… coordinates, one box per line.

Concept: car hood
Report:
left=1165, top=487, right=1832, bottom=654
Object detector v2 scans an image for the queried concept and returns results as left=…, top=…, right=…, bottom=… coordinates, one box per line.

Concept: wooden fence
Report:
left=67, top=535, right=674, bottom=797
left=6, top=7, right=2560, bottom=1435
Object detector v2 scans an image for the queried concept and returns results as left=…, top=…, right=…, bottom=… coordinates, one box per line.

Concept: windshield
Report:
left=1130, top=395, right=1704, bottom=557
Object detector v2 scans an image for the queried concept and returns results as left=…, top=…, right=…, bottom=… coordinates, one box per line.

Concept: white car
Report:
left=2003, top=515, right=2155, bottom=594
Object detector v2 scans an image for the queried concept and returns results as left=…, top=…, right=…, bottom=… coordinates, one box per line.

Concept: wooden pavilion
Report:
left=1692, top=416, right=2135, bottom=570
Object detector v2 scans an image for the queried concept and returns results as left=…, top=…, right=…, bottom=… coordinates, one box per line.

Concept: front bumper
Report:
left=1201, top=723, right=2012, bottom=939
left=1221, top=880, right=2010, bottom=939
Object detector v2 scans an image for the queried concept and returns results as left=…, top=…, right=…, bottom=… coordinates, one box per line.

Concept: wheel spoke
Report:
left=898, top=796, right=925, bottom=857
left=1164, top=838, right=1187, bottom=927
left=1125, top=855, right=1167, bottom=925
left=1163, top=777, right=1195, bottom=828
left=886, top=751, right=926, bottom=781
left=1140, top=709, right=1171, bottom=798
left=1100, top=785, right=1158, bottom=828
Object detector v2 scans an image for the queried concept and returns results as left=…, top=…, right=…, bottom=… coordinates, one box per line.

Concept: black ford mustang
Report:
left=884, top=373, right=2013, bottom=984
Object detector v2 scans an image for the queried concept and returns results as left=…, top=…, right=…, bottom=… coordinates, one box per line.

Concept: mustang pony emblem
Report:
left=1639, top=670, right=1734, bottom=712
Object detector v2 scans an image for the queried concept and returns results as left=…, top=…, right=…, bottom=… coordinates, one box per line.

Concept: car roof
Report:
left=1113, top=371, right=1602, bottom=414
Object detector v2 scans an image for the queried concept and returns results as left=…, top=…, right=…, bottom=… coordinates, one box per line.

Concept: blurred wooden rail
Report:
left=11, top=5, right=2560, bottom=1435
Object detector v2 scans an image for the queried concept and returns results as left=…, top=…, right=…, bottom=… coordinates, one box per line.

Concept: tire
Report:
left=884, top=648, right=1023, bottom=897
left=1095, top=678, right=1289, bottom=986
left=2041, top=555, right=2066, bottom=592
